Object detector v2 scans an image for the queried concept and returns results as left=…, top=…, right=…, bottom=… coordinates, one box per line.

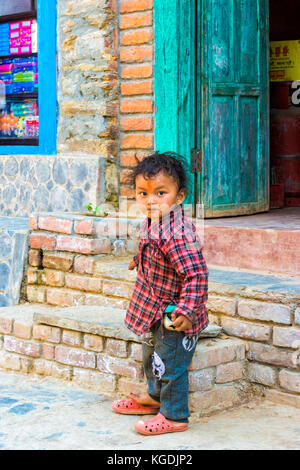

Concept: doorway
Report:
left=269, top=0, right=300, bottom=210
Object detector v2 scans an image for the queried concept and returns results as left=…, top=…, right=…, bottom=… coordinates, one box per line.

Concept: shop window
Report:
left=0, top=0, right=56, bottom=154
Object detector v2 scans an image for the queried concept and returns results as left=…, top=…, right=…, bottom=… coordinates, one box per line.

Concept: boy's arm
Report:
left=166, top=232, right=208, bottom=326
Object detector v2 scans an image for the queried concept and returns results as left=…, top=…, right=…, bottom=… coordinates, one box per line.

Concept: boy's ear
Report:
left=176, top=189, right=187, bottom=205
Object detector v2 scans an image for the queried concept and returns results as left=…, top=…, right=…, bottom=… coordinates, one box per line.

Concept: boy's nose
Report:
left=147, top=195, right=158, bottom=204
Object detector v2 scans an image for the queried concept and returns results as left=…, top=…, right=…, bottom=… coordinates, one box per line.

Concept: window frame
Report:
left=0, top=0, right=57, bottom=155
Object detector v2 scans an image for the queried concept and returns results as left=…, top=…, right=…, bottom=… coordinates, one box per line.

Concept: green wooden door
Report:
left=199, top=0, right=270, bottom=216
left=154, top=0, right=269, bottom=217
left=154, top=0, right=196, bottom=208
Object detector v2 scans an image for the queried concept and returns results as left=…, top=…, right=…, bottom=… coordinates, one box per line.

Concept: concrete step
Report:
left=0, top=217, right=29, bottom=307
left=0, top=303, right=252, bottom=417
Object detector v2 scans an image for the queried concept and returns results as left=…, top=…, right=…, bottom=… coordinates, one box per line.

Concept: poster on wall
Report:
left=0, top=1, right=34, bottom=17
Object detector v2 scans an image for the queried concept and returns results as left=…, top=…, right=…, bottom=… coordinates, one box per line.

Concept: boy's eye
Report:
left=158, top=191, right=165, bottom=196
left=139, top=192, right=147, bottom=196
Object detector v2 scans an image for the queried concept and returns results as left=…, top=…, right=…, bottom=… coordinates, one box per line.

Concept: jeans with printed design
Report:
left=142, top=321, right=198, bottom=423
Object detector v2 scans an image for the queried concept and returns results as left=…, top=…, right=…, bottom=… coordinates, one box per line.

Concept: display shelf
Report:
left=6, top=92, right=38, bottom=100
left=0, top=137, right=38, bottom=146
left=0, top=52, right=37, bottom=61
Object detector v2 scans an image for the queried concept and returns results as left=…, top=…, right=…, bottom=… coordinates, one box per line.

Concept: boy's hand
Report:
left=171, top=313, right=192, bottom=331
left=128, top=259, right=137, bottom=270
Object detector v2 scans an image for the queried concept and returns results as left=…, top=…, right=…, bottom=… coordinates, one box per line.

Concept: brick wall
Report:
left=0, top=304, right=251, bottom=416
left=118, top=0, right=155, bottom=200
left=26, top=213, right=139, bottom=307
left=24, top=213, right=300, bottom=406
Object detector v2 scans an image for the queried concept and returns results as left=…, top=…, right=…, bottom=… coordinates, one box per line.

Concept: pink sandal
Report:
left=134, top=412, right=188, bottom=435
left=112, top=398, right=160, bottom=415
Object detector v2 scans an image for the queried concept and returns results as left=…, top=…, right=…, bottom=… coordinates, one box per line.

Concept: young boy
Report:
left=112, top=152, right=209, bottom=435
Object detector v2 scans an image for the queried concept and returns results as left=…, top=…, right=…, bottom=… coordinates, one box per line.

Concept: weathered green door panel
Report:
left=200, top=0, right=270, bottom=217
left=154, top=0, right=196, bottom=207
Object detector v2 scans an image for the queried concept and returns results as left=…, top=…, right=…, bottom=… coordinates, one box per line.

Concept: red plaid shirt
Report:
left=124, top=204, right=209, bottom=337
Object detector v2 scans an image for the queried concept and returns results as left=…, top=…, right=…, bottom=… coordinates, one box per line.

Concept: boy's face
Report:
left=135, top=171, right=186, bottom=219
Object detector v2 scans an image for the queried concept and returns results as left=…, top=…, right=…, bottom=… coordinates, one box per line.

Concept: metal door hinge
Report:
left=191, top=148, right=202, bottom=173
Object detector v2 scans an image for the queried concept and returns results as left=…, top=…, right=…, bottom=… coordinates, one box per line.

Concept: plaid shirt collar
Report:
left=140, top=203, right=185, bottom=242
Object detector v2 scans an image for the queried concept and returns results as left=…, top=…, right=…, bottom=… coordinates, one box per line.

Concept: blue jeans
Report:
left=142, top=321, right=198, bottom=423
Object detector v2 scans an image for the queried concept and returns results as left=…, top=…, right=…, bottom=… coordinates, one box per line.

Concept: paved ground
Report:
left=0, top=371, right=299, bottom=450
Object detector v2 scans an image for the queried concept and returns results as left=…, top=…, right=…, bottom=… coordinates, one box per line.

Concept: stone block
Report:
left=72, top=368, right=117, bottom=393
left=102, top=280, right=133, bottom=298
left=188, top=368, right=214, bottom=392
left=117, top=377, right=147, bottom=395
left=120, top=0, right=153, bottom=14
left=215, top=361, right=244, bottom=383
left=73, top=255, right=96, bottom=275
left=74, top=219, right=96, bottom=236
left=238, top=299, right=292, bottom=325
left=273, top=327, right=300, bottom=349
left=0, top=317, right=13, bottom=334
left=189, top=385, right=244, bottom=414
left=0, top=350, right=21, bottom=371
left=207, top=295, right=236, bottom=316
left=189, top=338, right=245, bottom=370
left=38, top=216, right=73, bottom=234
left=45, top=270, right=65, bottom=287
left=43, top=252, right=74, bottom=272
left=221, top=316, right=272, bottom=342
left=28, top=249, right=42, bottom=267
left=46, top=287, right=86, bottom=307
left=56, top=235, right=111, bottom=255
left=65, top=273, right=102, bottom=293
left=13, top=321, right=32, bottom=340
left=55, top=345, right=96, bottom=369
left=84, top=293, right=129, bottom=309
left=83, top=334, right=104, bottom=352
left=27, top=267, right=38, bottom=285
left=27, top=285, right=47, bottom=304
left=248, top=342, right=298, bottom=369
left=97, top=353, right=143, bottom=379
left=33, top=324, right=61, bottom=343
left=62, top=329, right=82, bottom=347
left=34, top=359, right=72, bottom=380
left=4, top=336, right=41, bottom=358
left=105, top=339, right=128, bottom=358
left=247, top=362, right=277, bottom=387
left=279, top=369, right=300, bottom=394
left=120, top=12, right=152, bottom=30
left=30, top=234, right=56, bottom=250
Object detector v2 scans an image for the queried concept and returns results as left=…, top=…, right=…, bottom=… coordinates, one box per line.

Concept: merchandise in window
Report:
left=0, top=3, right=38, bottom=146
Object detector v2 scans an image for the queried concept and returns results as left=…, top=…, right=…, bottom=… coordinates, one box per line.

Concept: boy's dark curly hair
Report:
left=126, top=151, right=189, bottom=194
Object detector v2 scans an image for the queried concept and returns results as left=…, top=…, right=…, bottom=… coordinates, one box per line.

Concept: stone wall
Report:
left=0, top=0, right=120, bottom=216
left=0, top=155, right=106, bottom=216
left=24, top=212, right=300, bottom=407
